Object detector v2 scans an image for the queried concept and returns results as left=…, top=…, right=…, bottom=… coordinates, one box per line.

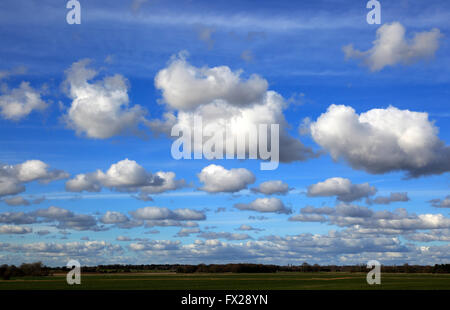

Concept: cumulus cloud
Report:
left=0, top=211, right=36, bottom=225
left=145, top=220, right=199, bottom=228
left=251, top=180, right=290, bottom=195
left=404, top=229, right=450, bottom=242
left=63, top=59, right=147, bottom=139
left=0, top=160, right=68, bottom=197
left=197, top=231, right=252, bottom=241
left=288, top=213, right=328, bottom=222
left=140, top=171, right=186, bottom=194
left=151, top=53, right=317, bottom=163
left=116, top=236, right=132, bottom=241
left=310, top=104, right=450, bottom=177
left=307, top=177, right=376, bottom=202
left=33, top=206, right=102, bottom=231
left=290, top=203, right=450, bottom=234
left=35, top=230, right=50, bottom=237
left=0, top=82, right=48, bottom=120
left=0, top=206, right=103, bottom=231
left=155, top=52, right=267, bottom=110
left=234, top=197, right=292, bottom=214
left=300, top=205, right=335, bottom=215
left=429, top=196, right=450, bottom=208
left=236, top=224, right=264, bottom=232
left=65, top=159, right=185, bottom=194
left=198, top=164, right=255, bottom=193
left=1, top=196, right=46, bottom=206
left=126, top=232, right=449, bottom=266
left=175, top=227, right=201, bottom=237
left=100, top=211, right=129, bottom=224
left=0, top=241, right=123, bottom=266
left=367, top=192, right=409, bottom=205
left=343, top=22, right=442, bottom=71
left=0, top=225, right=32, bottom=234
left=0, top=66, right=27, bottom=80
left=130, top=206, right=206, bottom=221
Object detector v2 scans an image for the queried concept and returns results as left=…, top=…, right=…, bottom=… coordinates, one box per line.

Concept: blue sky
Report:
left=0, top=0, right=449, bottom=266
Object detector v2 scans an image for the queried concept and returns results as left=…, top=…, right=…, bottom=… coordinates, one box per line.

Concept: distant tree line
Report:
left=0, top=262, right=50, bottom=280
left=176, top=264, right=278, bottom=273
left=1, top=262, right=449, bottom=279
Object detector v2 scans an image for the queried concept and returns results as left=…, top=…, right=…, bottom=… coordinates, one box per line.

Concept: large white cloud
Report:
left=343, top=22, right=442, bottom=71
left=0, top=160, right=68, bottom=197
left=307, top=177, right=377, bottom=202
left=140, top=171, right=186, bottom=194
left=310, top=104, right=450, bottom=177
left=197, top=164, right=255, bottom=193
left=65, top=159, right=185, bottom=194
left=151, top=54, right=317, bottom=163
left=155, top=52, right=268, bottom=110
left=63, top=59, right=147, bottom=139
left=0, top=82, right=48, bottom=120
left=234, top=197, right=292, bottom=214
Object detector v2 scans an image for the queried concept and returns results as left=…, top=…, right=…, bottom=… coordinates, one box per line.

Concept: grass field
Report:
left=0, top=272, right=449, bottom=290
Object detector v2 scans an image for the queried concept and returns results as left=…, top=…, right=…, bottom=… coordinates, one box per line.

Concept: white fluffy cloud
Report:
left=251, top=180, right=290, bottom=195
left=310, top=104, right=450, bottom=177
left=130, top=206, right=206, bottom=221
left=151, top=54, right=317, bottom=163
left=0, top=225, right=32, bottom=234
left=198, top=164, right=255, bottom=193
left=100, top=211, right=129, bottom=224
left=63, top=59, right=147, bottom=139
left=0, top=160, right=68, bottom=197
left=234, top=197, right=292, bottom=214
left=140, top=171, right=186, bottom=194
left=236, top=224, right=264, bottom=232
left=155, top=52, right=268, bottom=110
left=0, top=82, right=48, bottom=120
left=307, top=177, right=376, bottom=202
left=343, top=22, right=442, bottom=71
left=65, top=159, right=185, bottom=194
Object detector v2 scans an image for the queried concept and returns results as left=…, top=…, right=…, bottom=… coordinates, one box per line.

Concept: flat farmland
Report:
left=0, top=272, right=449, bottom=290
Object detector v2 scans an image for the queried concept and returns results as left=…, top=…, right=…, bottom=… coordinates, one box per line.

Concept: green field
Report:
left=0, top=272, right=449, bottom=290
